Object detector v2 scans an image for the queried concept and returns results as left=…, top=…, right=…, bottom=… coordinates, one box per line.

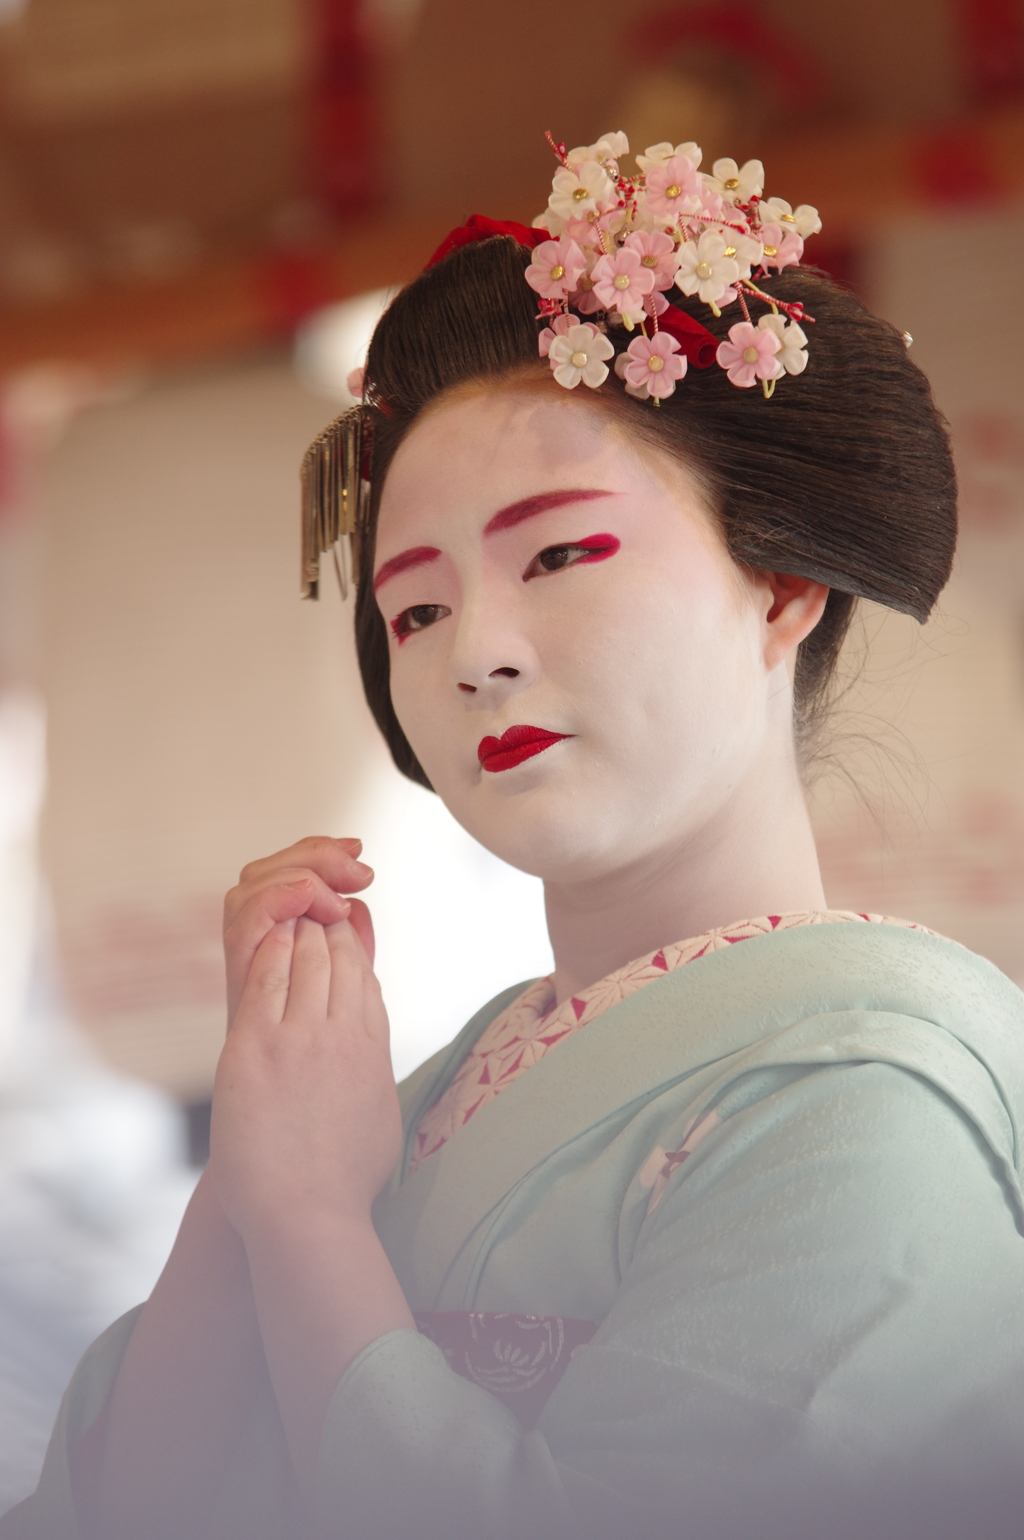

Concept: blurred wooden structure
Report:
left=2, top=0, right=1023, bottom=377
left=1, top=100, right=1023, bottom=377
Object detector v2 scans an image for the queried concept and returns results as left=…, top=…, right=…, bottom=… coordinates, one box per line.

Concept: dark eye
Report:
left=523, top=535, right=620, bottom=581
left=538, top=546, right=575, bottom=572
left=391, top=603, right=451, bottom=641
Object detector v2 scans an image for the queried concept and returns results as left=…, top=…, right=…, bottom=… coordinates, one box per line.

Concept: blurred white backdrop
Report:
left=0, top=689, right=193, bottom=1513
left=351, top=771, right=552, bottom=1081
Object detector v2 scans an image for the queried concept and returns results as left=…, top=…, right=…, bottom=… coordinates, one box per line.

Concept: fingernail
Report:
left=352, top=861, right=373, bottom=879
left=285, top=878, right=312, bottom=891
left=332, top=891, right=351, bottom=909
left=337, top=838, right=362, bottom=854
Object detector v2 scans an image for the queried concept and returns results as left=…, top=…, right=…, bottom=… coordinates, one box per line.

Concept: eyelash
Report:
left=389, top=534, right=621, bottom=642
left=391, top=604, right=451, bottom=642
left=521, top=533, right=620, bottom=580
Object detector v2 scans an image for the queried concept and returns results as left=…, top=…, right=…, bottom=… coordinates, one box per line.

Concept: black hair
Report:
left=352, top=237, right=956, bottom=789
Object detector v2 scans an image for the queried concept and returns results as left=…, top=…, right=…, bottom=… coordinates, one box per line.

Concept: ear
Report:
left=754, top=571, right=830, bottom=672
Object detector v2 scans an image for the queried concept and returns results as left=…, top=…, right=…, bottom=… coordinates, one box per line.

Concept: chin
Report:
left=447, top=777, right=631, bottom=883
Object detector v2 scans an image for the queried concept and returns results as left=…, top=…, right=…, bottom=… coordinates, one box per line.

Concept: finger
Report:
left=229, top=838, right=373, bottom=918
left=284, top=916, right=331, bottom=1024
left=224, top=877, right=349, bottom=1024
left=345, top=897, right=376, bottom=967
left=234, top=919, right=296, bottom=1031
left=360, top=965, right=391, bottom=1052
left=226, top=866, right=351, bottom=936
left=324, top=919, right=374, bottom=1022
left=240, top=835, right=363, bottom=880
left=325, top=921, right=391, bottom=1051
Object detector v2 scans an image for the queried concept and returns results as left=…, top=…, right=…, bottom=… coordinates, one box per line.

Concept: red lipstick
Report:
left=477, top=724, right=572, bottom=773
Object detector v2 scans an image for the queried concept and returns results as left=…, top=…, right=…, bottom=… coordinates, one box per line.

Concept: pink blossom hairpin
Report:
left=303, top=145, right=821, bottom=600
left=525, top=130, right=820, bottom=403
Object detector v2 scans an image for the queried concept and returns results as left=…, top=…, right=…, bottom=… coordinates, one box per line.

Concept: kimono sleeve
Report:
left=313, top=1056, right=1024, bottom=1540
left=2, top=1306, right=303, bottom=1540
left=0, top=1308, right=141, bottom=1540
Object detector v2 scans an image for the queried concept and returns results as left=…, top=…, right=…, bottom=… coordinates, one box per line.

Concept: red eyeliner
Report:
left=392, top=534, right=620, bottom=644
left=573, top=533, right=620, bottom=563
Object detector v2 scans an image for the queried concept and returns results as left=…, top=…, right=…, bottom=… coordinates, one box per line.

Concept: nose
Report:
left=459, top=666, right=519, bottom=694
left=450, top=588, right=535, bottom=703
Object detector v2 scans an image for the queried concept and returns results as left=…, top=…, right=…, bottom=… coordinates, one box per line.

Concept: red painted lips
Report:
left=477, top=724, right=572, bottom=773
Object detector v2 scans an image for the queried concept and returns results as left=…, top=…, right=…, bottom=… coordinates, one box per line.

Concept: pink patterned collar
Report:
left=410, top=909, right=932, bottom=1174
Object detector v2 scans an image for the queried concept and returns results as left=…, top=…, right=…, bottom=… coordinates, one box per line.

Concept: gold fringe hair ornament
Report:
left=300, top=405, right=370, bottom=600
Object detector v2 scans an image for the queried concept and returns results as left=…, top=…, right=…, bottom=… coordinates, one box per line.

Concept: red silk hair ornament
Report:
left=425, top=214, right=550, bottom=269
left=656, top=302, right=719, bottom=369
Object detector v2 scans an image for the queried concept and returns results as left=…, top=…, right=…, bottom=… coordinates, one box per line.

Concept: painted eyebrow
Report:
left=373, top=545, right=441, bottom=594
left=483, top=488, right=614, bottom=536
left=373, top=490, right=613, bottom=591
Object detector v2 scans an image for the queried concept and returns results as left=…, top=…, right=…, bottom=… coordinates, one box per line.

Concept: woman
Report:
left=9, top=134, right=1024, bottom=1540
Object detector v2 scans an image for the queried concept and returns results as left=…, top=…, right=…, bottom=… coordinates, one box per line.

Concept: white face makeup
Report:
left=374, top=388, right=779, bottom=884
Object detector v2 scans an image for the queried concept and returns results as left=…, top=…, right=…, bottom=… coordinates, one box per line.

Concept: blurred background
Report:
left=0, top=0, right=1022, bottom=1512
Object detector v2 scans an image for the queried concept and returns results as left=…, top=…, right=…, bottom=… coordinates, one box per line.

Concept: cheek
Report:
left=387, top=652, right=444, bottom=762
left=546, top=562, right=759, bottom=758
left=387, top=645, right=476, bottom=798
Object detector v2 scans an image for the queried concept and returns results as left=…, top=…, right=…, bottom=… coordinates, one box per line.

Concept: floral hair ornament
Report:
left=300, top=133, right=821, bottom=597
left=527, top=129, right=820, bottom=404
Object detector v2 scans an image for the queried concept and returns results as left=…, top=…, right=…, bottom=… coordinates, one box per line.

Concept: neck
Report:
left=543, top=742, right=826, bottom=1006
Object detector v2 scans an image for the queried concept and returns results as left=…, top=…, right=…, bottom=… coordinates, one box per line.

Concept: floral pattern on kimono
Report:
left=410, top=909, right=935, bottom=1173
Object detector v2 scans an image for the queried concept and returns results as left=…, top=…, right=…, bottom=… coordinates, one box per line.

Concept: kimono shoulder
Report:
left=327, top=923, right=1024, bottom=1540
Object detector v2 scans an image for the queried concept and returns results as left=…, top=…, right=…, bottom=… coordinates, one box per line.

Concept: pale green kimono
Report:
left=8, top=921, right=1024, bottom=1539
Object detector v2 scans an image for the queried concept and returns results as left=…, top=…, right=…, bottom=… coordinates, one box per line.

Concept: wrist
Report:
left=242, top=1198, right=414, bottom=1444
left=239, top=1197, right=377, bottom=1259
left=240, top=1197, right=412, bottom=1505
left=242, top=1202, right=412, bottom=1341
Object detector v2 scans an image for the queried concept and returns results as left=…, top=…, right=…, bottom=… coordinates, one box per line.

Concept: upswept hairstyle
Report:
left=353, top=236, right=957, bottom=790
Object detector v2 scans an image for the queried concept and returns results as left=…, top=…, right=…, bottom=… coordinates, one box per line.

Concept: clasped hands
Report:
left=210, top=836, right=403, bottom=1245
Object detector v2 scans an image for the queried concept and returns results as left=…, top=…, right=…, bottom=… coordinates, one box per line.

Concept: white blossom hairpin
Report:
left=524, top=129, right=820, bottom=402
